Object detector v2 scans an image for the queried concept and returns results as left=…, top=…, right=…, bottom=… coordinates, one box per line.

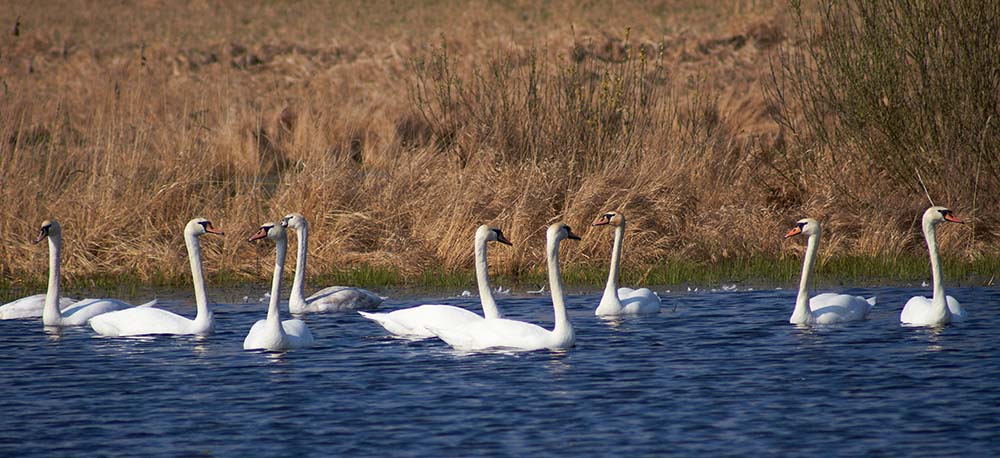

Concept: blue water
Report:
left=0, top=286, right=997, bottom=457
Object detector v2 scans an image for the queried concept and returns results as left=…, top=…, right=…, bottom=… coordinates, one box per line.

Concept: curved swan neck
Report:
left=792, top=231, right=820, bottom=323
left=924, top=219, right=947, bottom=312
left=42, top=233, right=62, bottom=325
left=604, top=224, right=625, bottom=298
left=547, top=235, right=571, bottom=336
left=474, top=233, right=501, bottom=319
left=186, top=231, right=211, bottom=322
left=289, top=225, right=308, bottom=307
left=266, top=236, right=288, bottom=333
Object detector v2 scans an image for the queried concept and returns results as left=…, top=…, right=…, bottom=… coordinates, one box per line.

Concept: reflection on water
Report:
left=0, top=286, right=997, bottom=457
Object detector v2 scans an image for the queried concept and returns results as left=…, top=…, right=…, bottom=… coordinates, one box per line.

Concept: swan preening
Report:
left=592, top=211, right=662, bottom=316
left=281, top=213, right=383, bottom=313
left=429, top=223, right=580, bottom=352
left=90, top=218, right=223, bottom=336
left=900, top=207, right=967, bottom=326
left=17, top=220, right=153, bottom=327
left=359, top=225, right=512, bottom=338
left=243, top=222, right=314, bottom=351
left=785, top=218, right=875, bottom=324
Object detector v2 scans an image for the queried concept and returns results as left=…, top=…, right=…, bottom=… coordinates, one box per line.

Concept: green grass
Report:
left=2, top=255, right=996, bottom=303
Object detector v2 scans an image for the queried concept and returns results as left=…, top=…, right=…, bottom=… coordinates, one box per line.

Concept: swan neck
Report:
left=603, top=224, right=624, bottom=298
left=42, top=234, right=62, bottom=324
left=266, top=238, right=287, bottom=332
left=924, top=220, right=947, bottom=311
left=793, top=232, right=819, bottom=322
left=547, top=236, right=571, bottom=336
left=474, top=235, right=500, bottom=319
left=186, top=231, right=211, bottom=321
left=289, top=225, right=308, bottom=306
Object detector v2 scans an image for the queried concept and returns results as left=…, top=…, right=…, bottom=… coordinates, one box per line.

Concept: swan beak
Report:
left=567, top=229, right=582, bottom=241
left=784, top=226, right=802, bottom=238
left=944, top=213, right=964, bottom=224
left=592, top=216, right=609, bottom=226
left=248, top=227, right=269, bottom=242
left=33, top=227, right=49, bottom=244
left=496, top=233, right=513, bottom=246
left=205, top=223, right=224, bottom=235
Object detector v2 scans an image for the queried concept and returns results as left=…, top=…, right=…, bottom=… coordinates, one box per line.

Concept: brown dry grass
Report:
left=0, top=0, right=995, bottom=288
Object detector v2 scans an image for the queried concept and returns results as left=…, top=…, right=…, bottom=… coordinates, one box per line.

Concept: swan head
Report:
left=784, top=218, right=820, bottom=239
left=249, top=222, right=286, bottom=243
left=592, top=211, right=625, bottom=227
left=33, top=220, right=60, bottom=244
left=923, top=206, right=963, bottom=226
left=476, top=225, right=512, bottom=246
left=547, top=222, right=582, bottom=242
left=281, top=213, right=308, bottom=230
left=185, top=218, right=225, bottom=237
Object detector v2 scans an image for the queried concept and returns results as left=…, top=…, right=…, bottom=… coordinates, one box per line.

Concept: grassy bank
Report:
left=1, top=0, right=997, bottom=287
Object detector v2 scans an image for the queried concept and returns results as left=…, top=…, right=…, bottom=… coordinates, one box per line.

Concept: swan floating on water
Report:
left=243, top=222, right=314, bottom=351
left=784, top=218, right=875, bottom=324
left=900, top=207, right=967, bottom=326
left=0, top=294, right=76, bottom=321
left=90, top=218, right=223, bottom=336
left=281, top=213, right=383, bottom=313
left=359, top=225, right=511, bottom=338
left=26, top=220, right=151, bottom=327
left=592, top=211, right=662, bottom=316
left=428, top=223, right=580, bottom=352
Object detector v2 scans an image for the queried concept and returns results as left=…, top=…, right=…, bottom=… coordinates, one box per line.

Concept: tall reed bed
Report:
left=0, top=0, right=995, bottom=290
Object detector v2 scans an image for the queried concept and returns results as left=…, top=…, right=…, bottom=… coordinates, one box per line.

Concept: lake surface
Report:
left=0, top=286, right=997, bottom=457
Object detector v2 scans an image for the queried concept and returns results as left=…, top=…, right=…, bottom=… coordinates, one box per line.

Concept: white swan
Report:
left=358, top=225, right=512, bottom=338
left=244, top=222, right=315, bottom=351
left=785, top=218, right=875, bottom=324
left=429, top=223, right=580, bottom=351
left=90, top=218, right=223, bottom=336
left=281, top=213, right=383, bottom=313
left=22, top=220, right=150, bottom=327
left=592, top=211, right=661, bottom=316
left=0, top=294, right=76, bottom=320
left=900, top=206, right=967, bottom=326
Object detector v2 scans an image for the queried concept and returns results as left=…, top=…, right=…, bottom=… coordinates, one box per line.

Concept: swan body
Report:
left=429, top=223, right=580, bottom=352
left=0, top=295, right=75, bottom=320
left=281, top=213, right=383, bottom=313
left=90, top=218, right=223, bottom=336
left=244, top=222, right=314, bottom=351
left=785, top=218, right=875, bottom=325
left=592, top=211, right=662, bottom=316
left=27, top=220, right=147, bottom=327
left=900, top=206, right=966, bottom=326
left=359, top=225, right=511, bottom=338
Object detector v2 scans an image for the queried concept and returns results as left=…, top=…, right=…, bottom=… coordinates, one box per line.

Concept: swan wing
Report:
left=0, top=295, right=77, bottom=320
left=59, top=298, right=134, bottom=326
left=946, top=295, right=966, bottom=321
left=281, top=319, right=315, bottom=347
left=618, top=287, right=662, bottom=315
left=808, top=293, right=873, bottom=324
left=429, top=318, right=551, bottom=351
left=90, top=307, right=194, bottom=337
left=306, top=286, right=383, bottom=312
left=361, top=305, right=483, bottom=338
left=900, top=296, right=936, bottom=325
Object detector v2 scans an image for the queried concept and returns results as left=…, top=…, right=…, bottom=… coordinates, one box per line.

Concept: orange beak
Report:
left=592, top=215, right=610, bottom=226
left=205, top=223, right=224, bottom=235
left=33, top=228, right=49, bottom=244
left=944, top=213, right=964, bottom=224
left=248, top=227, right=268, bottom=242
left=784, top=226, right=802, bottom=238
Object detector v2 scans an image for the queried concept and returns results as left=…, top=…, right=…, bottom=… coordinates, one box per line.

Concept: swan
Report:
left=0, top=295, right=76, bottom=320
left=90, top=218, right=223, bottom=336
left=358, top=225, right=512, bottom=338
left=592, top=211, right=662, bottom=316
left=900, top=206, right=967, bottom=326
left=243, top=222, right=315, bottom=351
left=21, top=220, right=151, bottom=327
left=280, top=213, right=383, bottom=313
left=785, top=218, right=876, bottom=324
left=428, top=223, right=580, bottom=352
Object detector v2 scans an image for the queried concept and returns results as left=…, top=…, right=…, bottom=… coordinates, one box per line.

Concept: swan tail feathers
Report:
left=138, top=299, right=159, bottom=308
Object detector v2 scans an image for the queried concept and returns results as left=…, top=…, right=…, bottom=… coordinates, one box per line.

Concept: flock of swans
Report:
left=0, top=206, right=968, bottom=352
